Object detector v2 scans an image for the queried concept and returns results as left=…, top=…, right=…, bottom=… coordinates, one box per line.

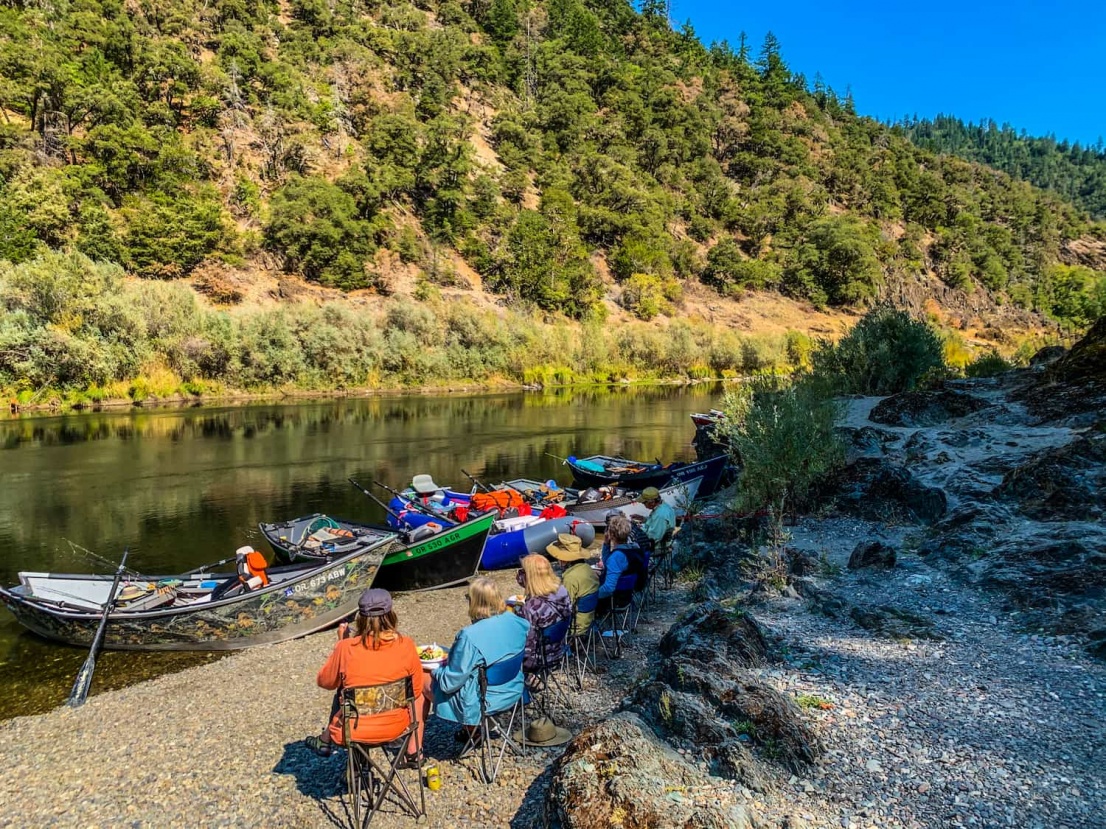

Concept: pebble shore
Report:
left=2, top=523, right=1104, bottom=828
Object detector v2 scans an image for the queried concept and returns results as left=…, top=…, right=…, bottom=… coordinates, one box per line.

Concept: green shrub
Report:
left=965, top=350, right=1015, bottom=377
left=811, top=307, right=944, bottom=394
left=719, top=374, right=843, bottom=516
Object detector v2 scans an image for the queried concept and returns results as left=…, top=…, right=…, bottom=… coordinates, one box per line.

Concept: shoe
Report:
left=305, top=735, right=336, bottom=758
left=396, top=752, right=421, bottom=770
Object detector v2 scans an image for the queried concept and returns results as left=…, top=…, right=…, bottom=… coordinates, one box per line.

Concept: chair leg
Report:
left=347, top=744, right=363, bottom=829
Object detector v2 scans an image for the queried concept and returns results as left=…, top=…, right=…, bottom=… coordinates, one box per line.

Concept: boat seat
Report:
left=116, top=585, right=177, bottom=612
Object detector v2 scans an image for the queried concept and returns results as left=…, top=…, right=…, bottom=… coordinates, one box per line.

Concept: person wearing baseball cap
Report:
left=638, top=486, right=676, bottom=550
left=306, top=588, right=424, bottom=765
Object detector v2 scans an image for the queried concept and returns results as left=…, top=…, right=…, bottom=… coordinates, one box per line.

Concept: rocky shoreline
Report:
left=1, top=327, right=1103, bottom=828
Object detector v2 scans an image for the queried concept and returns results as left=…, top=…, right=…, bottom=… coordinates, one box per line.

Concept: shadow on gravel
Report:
left=273, top=740, right=349, bottom=828
left=509, top=765, right=555, bottom=829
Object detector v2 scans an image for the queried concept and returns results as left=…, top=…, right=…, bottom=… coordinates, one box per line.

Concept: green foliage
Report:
left=786, top=216, right=883, bottom=306
left=720, top=373, right=844, bottom=515
left=965, top=350, right=1015, bottom=378
left=812, top=307, right=945, bottom=394
left=266, top=178, right=377, bottom=289
left=900, top=115, right=1106, bottom=219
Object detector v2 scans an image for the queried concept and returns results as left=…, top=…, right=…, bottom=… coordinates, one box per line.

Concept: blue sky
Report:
left=672, top=0, right=1106, bottom=146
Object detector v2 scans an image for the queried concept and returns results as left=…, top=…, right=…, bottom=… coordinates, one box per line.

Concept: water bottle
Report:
left=425, top=764, right=441, bottom=790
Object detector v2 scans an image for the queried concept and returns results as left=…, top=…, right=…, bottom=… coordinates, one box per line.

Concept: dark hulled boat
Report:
left=0, top=534, right=399, bottom=651
left=566, top=453, right=730, bottom=496
left=259, top=511, right=494, bottom=592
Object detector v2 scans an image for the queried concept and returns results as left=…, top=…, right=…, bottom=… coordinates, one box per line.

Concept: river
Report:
left=0, top=384, right=725, bottom=719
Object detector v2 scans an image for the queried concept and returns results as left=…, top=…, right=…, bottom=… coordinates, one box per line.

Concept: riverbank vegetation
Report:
left=0, top=0, right=1103, bottom=360
left=0, top=250, right=797, bottom=407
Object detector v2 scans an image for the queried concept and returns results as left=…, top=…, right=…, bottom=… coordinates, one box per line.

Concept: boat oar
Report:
left=348, top=478, right=408, bottom=526
left=67, top=547, right=129, bottom=708
left=183, top=555, right=237, bottom=576
left=371, top=480, right=445, bottom=522
left=461, top=469, right=492, bottom=493
left=545, top=453, right=569, bottom=465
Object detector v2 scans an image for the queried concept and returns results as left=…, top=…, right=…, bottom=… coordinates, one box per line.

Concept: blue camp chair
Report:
left=527, top=617, right=571, bottom=717
left=568, top=591, right=600, bottom=686
left=459, top=651, right=526, bottom=784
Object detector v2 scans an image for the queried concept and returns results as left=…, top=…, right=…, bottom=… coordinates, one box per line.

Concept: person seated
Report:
left=596, top=514, right=647, bottom=614
left=546, top=534, right=599, bottom=636
left=636, top=486, right=676, bottom=551
left=306, top=588, right=424, bottom=763
left=514, top=554, right=572, bottom=673
left=425, top=577, right=529, bottom=742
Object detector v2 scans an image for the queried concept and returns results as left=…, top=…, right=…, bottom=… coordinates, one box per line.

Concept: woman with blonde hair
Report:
left=515, top=554, right=572, bottom=671
left=426, top=577, right=529, bottom=736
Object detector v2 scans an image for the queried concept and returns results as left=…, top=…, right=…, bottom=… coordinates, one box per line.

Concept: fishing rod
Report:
left=460, top=469, right=492, bottom=493
left=544, top=453, right=568, bottom=465
left=68, top=547, right=129, bottom=708
left=65, top=540, right=141, bottom=579
left=348, top=478, right=408, bottom=526
left=371, top=480, right=445, bottom=521
left=183, top=555, right=239, bottom=576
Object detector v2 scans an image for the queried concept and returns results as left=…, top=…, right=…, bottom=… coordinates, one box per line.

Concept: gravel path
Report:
left=0, top=570, right=686, bottom=828
left=745, top=516, right=1106, bottom=829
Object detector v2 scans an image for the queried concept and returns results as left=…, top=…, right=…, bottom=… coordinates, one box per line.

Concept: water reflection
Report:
left=0, top=384, right=724, bottom=718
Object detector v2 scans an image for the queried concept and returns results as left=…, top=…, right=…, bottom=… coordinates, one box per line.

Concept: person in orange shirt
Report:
left=306, top=588, right=424, bottom=764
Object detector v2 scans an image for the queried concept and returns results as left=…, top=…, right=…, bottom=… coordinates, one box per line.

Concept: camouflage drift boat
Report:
left=0, top=535, right=399, bottom=651
left=259, top=511, right=495, bottom=592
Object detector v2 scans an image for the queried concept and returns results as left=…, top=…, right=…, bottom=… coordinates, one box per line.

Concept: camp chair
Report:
left=595, top=573, right=640, bottom=659
left=526, top=617, right=571, bottom=718
left=459, top=651, right=527, bottom=784
left=648, top=528, right=677, bottom=602
left=567, top=592, right=600, bottom=687
left=342, top=676, right=425, bottom=828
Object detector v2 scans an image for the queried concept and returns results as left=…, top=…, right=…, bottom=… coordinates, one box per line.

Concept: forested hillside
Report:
left=899, top=115, right=1106, bottom=221
left=1, top=0, right=1104, bottom=401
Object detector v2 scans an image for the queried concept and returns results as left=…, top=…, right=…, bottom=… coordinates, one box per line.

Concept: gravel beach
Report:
left=0, top=570, right=683, bottom=828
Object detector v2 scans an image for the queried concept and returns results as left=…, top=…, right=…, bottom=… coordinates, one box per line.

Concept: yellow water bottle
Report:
left=425, top=764, right=441, bottom=791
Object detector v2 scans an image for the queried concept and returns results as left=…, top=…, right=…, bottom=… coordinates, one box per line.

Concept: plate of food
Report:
left=505, top=594, right=523, bottom=607
left=418, top=643, right=448, bottom=668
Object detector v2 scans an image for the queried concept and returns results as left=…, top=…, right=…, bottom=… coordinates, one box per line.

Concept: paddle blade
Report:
left=67, top=655, right=97, bottom=707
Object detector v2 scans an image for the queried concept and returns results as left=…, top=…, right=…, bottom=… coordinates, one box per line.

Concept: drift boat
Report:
left=566, top=453, right=730, bottom=497
left=498, top=476, right=703, bottom=526
left=0, top=535, right=399, bottom=651
left=385, top=488, right=595, bottom=570
left=259, top=511, right=495, bottom=592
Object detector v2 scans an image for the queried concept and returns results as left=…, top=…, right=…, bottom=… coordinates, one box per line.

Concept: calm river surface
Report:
left=0, top=384, right=724, bottom=719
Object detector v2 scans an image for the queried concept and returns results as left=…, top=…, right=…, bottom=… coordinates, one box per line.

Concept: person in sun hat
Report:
left=306, top=588, right=424, bottom=764
left=547, top=533, right=599, bottom=634
left=637, top=486, right=676, bottom=550
left=512, top=716, right=572, bottom=748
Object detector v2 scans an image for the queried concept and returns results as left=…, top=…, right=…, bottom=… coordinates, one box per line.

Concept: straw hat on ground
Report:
left=546, top=533, right=592, bottom=563
left=512, top=716, right=572, bottom=747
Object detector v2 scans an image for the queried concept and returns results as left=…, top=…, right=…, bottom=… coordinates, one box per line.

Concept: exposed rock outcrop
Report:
left=993, top=432, right=1106, bottom=520
left=847, top=541, right=897, bottom=570
left=817, top=458, right=947, bottom=524
left=1020, top=317, right=1106, bottom=424
left=869, top=389, right=993, bottom=427
left=545, top=713, right=759, bottom=829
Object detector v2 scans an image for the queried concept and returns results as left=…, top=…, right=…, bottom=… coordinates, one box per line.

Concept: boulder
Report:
left=849, top=604, right=940, bottom=639
left=847, top=541, right=897, bottom=570
left=1029, top=345, right=1066, bottom=368
left=835, top=425, right=901, bottom=460
left=1020, top=317, right=1106, bottom=423
left=659, top=603, right=770, bottom=668
left=992, top=433, right=1106, bottom=520
left=545, top=712, right=759, bottom=829
left=869, top=389, right=993, bottom=427
left=817, top=458, right=947, bottom=524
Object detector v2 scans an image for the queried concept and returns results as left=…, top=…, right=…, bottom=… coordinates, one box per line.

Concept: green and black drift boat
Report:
left=259, top=511, right=494, bottom=592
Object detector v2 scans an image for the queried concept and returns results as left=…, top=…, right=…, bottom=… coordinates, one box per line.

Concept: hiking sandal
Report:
left=305, top=735, right=336, bottom=758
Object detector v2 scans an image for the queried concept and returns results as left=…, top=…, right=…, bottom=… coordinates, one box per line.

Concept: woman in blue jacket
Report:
left=428, top=577, right=530, bottom=735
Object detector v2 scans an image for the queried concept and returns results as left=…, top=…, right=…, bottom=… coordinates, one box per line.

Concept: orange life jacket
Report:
left=470, top=490, right=527, bottom=514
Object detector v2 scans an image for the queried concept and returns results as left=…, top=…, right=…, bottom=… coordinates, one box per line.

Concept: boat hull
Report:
left=261, top=513, right=493, bottom=592
left=0, top=540, right=398, bottom=652
left=568, top=454, right=730, bottom=496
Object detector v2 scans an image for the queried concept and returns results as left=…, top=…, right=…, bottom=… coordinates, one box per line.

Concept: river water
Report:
left=0, top=384, right=724, bottom=719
